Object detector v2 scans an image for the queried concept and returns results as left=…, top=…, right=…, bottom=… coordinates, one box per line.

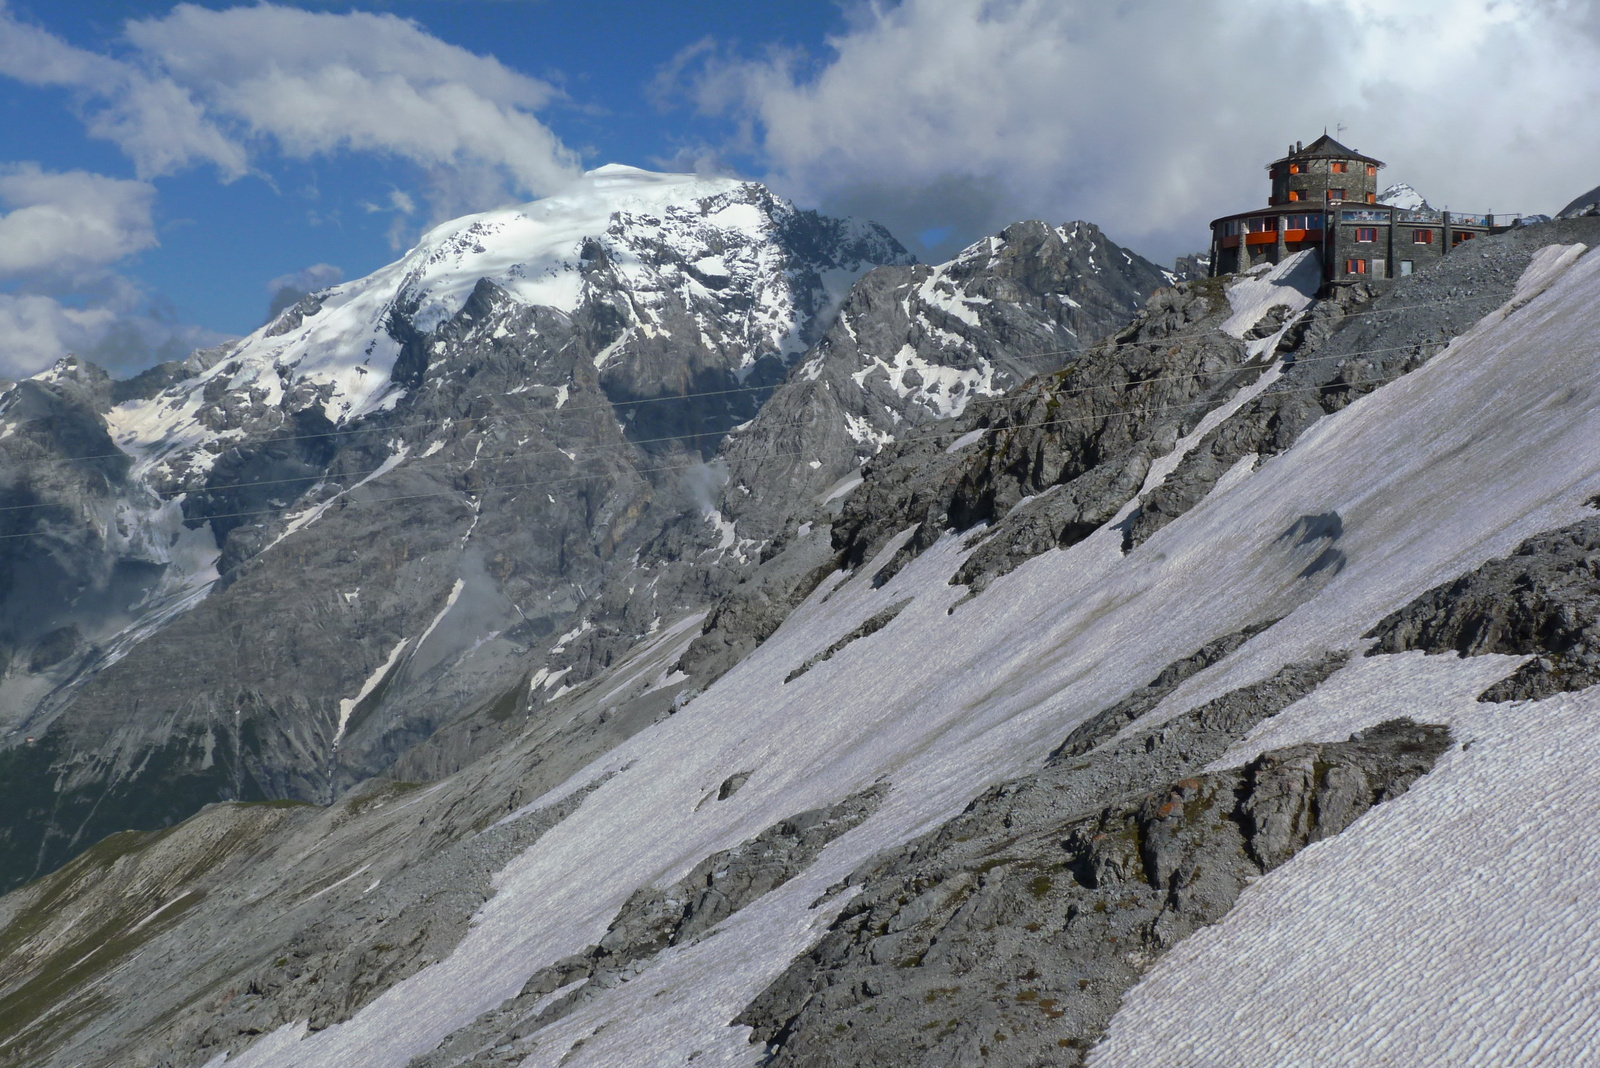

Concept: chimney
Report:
left=1297, top=140, right=1303, bottom=152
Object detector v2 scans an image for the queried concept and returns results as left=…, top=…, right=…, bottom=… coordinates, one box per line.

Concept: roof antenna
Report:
left=1336, top=122, right=1348, bottom=138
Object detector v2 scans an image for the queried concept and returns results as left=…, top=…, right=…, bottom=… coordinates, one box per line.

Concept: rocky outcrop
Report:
left=1124, top=219, right=1600, bottom=549
left=1557, top=183, right=1600, bottom=220
left=409, top=787, right=888, bottom=1068
left=830, top=276, right=1254, bottom=592
left=1366, top=514, right=1600, bottom=701
left=737, top=704, right=1446, bottom=1068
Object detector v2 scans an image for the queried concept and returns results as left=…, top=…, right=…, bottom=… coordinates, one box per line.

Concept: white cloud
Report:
left=0, top=164, right=157, bottom=278
left=682, top=0, right=1600, bottom=260
left=0, top=1, right=248, bottom=178
left=0, top=287, right=222, bottom=381
left=266, top=263, right=344, bottom=297
left=0, top=163, right=222, bottom=379
left=0, top=2, right=580, bottom=208
left=0, top=293, right=118, bottom=380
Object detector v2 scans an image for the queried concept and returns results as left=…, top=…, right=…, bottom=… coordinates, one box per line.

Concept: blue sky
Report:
left=1, top=0, right=1597, bottom=379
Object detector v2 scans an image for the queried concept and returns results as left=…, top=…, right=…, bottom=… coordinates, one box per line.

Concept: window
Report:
left=1412, top=228, right=1433, bottom=244
left=1367, top=193, right=1377, bottom=203
left=1367, top=164, right=1378, bottom=176
left=1453, top=231, right=1476, bottom=246
left=1225, top=220, right=1239, bottom=236
left=1347, top=258, right=1368, bottom=275
left=1288, top=190, right=1301, bottom=202
left=1327, top=188, right=1346, bottom=201
left=1355, top=227, right=1377, bottom=243
left=1289, top=164, right=1301, bottom=175
left=1399, top=260, right=1414, bottom=276
left=1331, top=161, right=1348, bottom=173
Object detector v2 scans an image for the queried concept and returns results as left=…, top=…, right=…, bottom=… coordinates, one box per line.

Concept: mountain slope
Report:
left=4, top=211, right=1599, bottom=1068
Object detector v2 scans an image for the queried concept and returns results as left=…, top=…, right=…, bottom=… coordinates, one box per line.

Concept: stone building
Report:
left=1209, top=134, right=1516, bottom=282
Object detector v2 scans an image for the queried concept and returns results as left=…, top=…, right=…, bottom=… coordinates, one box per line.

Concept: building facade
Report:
left=1209, top=134, right=1516, bottom=282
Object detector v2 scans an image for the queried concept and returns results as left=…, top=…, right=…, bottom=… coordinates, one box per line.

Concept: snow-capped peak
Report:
left=1379, top=182, right=1430, bottom=211
left=104, top=166, right=908, bottom=486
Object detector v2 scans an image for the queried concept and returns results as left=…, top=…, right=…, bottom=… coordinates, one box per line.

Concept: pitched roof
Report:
left=1272, top=134, right=1385, bottom=168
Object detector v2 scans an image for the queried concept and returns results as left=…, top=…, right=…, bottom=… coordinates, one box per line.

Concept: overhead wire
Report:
left=0, top=333, right=1460, bottom=516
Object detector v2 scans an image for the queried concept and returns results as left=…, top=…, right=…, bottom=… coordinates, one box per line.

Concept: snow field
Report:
left=225, top=242, right=1600, bottom=1068
left=1093, top=679, right=1600, bottom=1067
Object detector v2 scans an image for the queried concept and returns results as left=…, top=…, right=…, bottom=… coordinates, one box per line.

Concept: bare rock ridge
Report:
left=408, top=786, right=888, bottom=1068
left=826, top=218, right=1600, bottom=601
left=1366, top=512, right=1600, bottom=702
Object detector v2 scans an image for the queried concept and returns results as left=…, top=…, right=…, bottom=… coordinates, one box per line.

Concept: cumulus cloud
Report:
left=0, top=164, right=211, bottom=380
left=0, top=2, right=580, bottom=210
left=677, top=0, right=1600, bottom=261
left=0, top=164, right=157, bottom=279
left=0, top=294, right=118, bottom=380
left=0, top=289, right=222, bottom=381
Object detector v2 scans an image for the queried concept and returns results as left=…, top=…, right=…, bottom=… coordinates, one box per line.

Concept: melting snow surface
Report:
left=226, top=243, right=1600, bottom=1068
left=1219, top=249, right=1321, bottom=340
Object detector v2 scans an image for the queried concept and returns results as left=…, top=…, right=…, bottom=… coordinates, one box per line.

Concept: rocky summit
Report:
left=4, top=163, right=1600, bottom=1068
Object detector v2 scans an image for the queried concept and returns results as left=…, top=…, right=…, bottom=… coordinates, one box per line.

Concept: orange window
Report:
left=1367, top=164, right=1377, bottom=176
left=1288, top=190, right=1300, bottom=201
left=1327, top=188, right=1345, bottom=201
left=1355, top=227, right=1377, bottom=243
left=1331, top=161, right=1348, bottom=173
left=1289, top=164, right=1300, bottom=174
left=1367, top=193, right=1377, bottom=203
left=1347, top=258, right=1368, bottom=274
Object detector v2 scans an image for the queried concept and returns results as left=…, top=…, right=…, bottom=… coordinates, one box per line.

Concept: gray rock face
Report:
left=1366, top=514, right=1600, bottom=701
left=1557, top=183, right=1600, bottom=219
left=826, top=216, right=1600, bottom=609
left=737, top=699, right=1446, bottom=1068
left=830, top=277, right=1253, bottom=592
left=727, top=220, right=1170, bottom=553
left=401, top=222, right=1169, bottom=740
